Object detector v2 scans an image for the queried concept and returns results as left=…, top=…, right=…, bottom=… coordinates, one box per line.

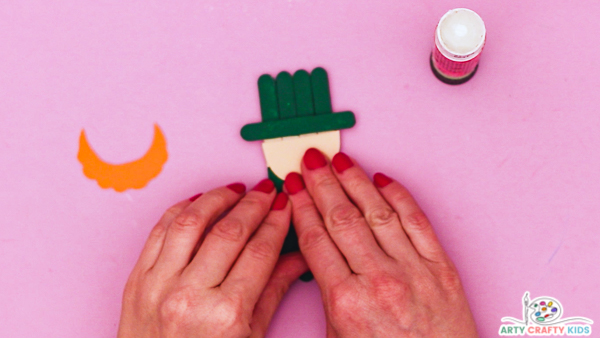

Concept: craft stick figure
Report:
left=241, top=67, right=356, bottom=259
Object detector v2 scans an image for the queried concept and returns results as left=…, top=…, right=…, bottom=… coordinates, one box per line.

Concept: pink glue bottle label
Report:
left=430, top=8, right=486, bottom=85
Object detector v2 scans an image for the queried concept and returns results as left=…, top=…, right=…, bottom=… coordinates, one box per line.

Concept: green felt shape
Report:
left=268, top=167, right=284, bottom=192
left=311, top=67, right=333, bottom=115
left=258, top=75, right=279, bottom=122
left=293, top=70, right=314, bottom=116
left=241, top=112, right=355, bottom=141
left=241, top=67, right=355, bottom=141
left=276, top=72, right=297, bottom=119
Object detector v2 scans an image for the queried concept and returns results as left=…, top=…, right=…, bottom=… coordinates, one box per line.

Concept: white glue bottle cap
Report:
left=435, top=8, right=486, bottom=61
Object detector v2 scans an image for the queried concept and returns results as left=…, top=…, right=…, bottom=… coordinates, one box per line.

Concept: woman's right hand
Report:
left=284, top=149, right=478, bottom=337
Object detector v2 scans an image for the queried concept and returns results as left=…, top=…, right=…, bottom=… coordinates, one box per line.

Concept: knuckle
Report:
left=171, top=212, right=205, bottom=231
left=298, top=225, right=330, bottom=251
left=390, top=186, right=414, bottom=205
left=342, top=176, right=363, bottom=192
left=294, top=201, right=318, bottom=218
left=138, top=279, right=163, bottom=308
left=149, top=205, right=186, bottom=237
left=209, top=296, right=250, bottom=336
left=326, top=282, right=366, bottom=322
left=245, top=239, right=277, bottom=260
left=327, top=204, right=363, bottom=232
left=164, top=205, right=185, bottom=219
left=237, top=195, right=266, bottom=211
left=159, top=289, right=195, bottom=324
left=312, top=174, right=339, bottom=192
left=148, top=222, right=167, bottom=239
left=207, top=188, right=230, bottom=206
left=211, top=218, right=246, bottom=243
left=437, top=262, right=463, bottom=292
left=369, top=273, right=408, bottom=297
left=159, top=288, right=252, bottom=336
left=214, top=300, right=244, bottom=327
left=159, top=289, right=248, bottom=330
left=366, top=207, right=398, bottom=229
left=328, top=287, right=355, bottom=316
left=404, top=210, right=430, bottom=232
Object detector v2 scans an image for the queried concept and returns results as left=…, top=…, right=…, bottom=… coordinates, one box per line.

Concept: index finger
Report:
left=220, top=193, right=293, bottom=305
left=374, top=173, right=448, bottom=263
left=183, top=179, right=276, bottom=286
left=284, top=172, right=351, bottom=289
left=301, top=148, right=388, bottom=273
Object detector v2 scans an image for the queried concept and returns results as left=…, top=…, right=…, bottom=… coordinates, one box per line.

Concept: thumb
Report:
left=250, top=252, right=309, bottom=337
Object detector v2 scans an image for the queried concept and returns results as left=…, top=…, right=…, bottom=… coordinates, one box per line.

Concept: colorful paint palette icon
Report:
left=529, top=297, right=562, bottom=324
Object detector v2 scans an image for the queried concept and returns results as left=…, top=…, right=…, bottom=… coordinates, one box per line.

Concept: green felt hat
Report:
left=240, top=67, right=356, bottom=141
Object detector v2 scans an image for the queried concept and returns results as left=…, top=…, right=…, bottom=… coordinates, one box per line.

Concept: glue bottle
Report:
left=430, top=8, right=486, bottom=85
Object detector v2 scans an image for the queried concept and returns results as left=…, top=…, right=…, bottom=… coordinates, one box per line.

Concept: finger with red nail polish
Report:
left=227, top=182, right=246, bottom=194
left=303, top=148, right=327, bottom=170
left=373, top=173, right=393, bottom=188
left=253, top=179, right=275, bottom=194
left=284, top=172, right=305, bottom=195
left=271, top=192, right=288, bottom=210
left=189, top=193, right=203, bottom=202
left=331, top=152, right=354, bottom=173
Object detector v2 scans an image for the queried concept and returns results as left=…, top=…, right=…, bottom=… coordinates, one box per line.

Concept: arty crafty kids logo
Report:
left=499, top=292, right=593, bottom=336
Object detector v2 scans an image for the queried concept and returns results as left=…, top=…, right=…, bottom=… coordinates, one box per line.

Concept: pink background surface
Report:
left=1, top=1, right=599, bottom=337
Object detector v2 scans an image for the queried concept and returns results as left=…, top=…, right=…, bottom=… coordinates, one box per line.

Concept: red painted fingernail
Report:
left=227, top=182, right=246, bottom=194
left=253, top=178, right=275, bottom=194
left=303, top=148, right=327, bottom=170
left=284, top=172, right=305, bottom=195
left=373, top=173, right=393, bottom=188
left=189, top=193, right=203, bottom=202
left=271, top=192, right=288, bottom=210
left=331, top=152, right=354, bottom=173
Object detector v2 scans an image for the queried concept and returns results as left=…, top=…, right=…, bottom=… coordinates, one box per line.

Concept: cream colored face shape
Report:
left=261, top=131, right=340, bottom=179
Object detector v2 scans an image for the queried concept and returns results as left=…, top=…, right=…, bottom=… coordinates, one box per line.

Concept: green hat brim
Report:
left=240, top=111, right=355, bottom=141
